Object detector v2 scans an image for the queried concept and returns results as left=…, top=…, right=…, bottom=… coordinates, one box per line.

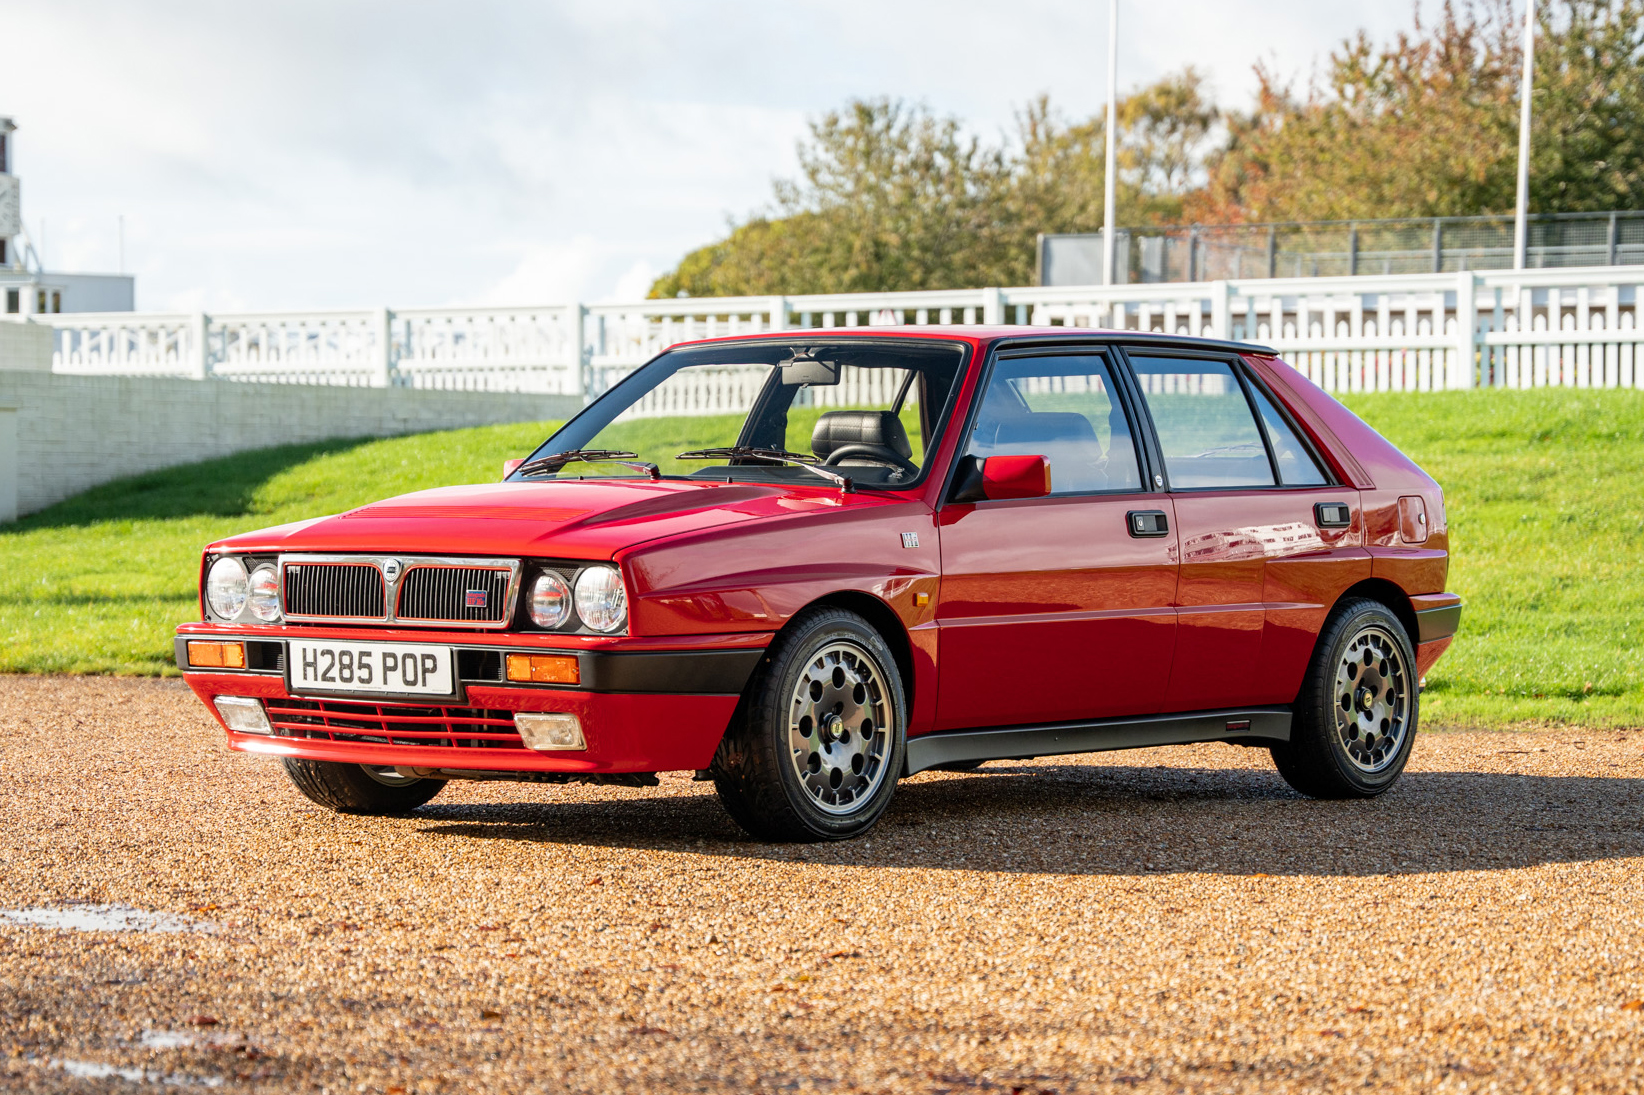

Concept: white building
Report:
left=0, top=115, right=135, bottom=316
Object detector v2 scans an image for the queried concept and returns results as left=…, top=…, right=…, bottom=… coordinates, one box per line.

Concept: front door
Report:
left=934, top=350, right=1177, bottom=731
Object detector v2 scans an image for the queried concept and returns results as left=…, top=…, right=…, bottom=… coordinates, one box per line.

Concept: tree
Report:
left=1190, top=0, right=1644, bottom=223
left=651, top=99, right=1015, bottom=298
left=650, top=75, right=1217, bottom=298
left=651, top=1, right=1644, bottom=297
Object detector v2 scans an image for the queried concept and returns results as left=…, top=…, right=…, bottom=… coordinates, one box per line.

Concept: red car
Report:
left=178, top=328, right=1461, bottom=841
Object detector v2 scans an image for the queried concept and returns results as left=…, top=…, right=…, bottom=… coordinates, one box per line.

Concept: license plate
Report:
left=287, top=640, right=455, bottom=698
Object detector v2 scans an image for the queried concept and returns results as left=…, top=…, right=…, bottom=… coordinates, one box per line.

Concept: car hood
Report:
left=207, top=478, right=895, bottom=559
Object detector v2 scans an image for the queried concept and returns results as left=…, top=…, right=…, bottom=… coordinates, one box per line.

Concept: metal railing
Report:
left=29, top=265, right=1644, bottom=402
left=1042, top=211, right=1644, bottom=285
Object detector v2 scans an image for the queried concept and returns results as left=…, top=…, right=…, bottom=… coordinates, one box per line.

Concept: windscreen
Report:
left=516, top=340, right=967, bottom=488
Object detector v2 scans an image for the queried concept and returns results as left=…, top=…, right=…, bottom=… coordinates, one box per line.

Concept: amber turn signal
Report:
left=187, top=640, right=246, bottom=669
left=506, top=653, right=580, bottom=685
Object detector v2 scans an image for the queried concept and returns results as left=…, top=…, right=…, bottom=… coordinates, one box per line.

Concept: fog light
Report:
left=213, top=696, right=272, bottom=735
left=515, top=713, right=585, bottom=751
left=188, top=640, right=246, bottom=669
left=506, top=653, right=580, bottom=684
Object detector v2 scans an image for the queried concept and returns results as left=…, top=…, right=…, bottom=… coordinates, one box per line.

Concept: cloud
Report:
left=4, top=0, right=1434, bottom=310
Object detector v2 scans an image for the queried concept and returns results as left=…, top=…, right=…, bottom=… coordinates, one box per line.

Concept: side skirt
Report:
left=904, top=708, right=1292, bottom=776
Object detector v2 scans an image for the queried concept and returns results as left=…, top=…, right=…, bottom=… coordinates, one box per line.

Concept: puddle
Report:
left=38, top=1057, right=225, bottom=1088
left=0, top=904, right=216, bottom=935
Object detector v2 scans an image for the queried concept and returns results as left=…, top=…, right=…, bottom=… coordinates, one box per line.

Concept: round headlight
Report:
left=574, top=565, right=628, bottom=633
left=206, top=557, right=249, bottom=621
left=529, top=571, right=573, bottom=629
left=248, top=565, right=282, bottom=623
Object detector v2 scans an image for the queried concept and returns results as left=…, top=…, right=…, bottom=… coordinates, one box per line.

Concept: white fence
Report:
left=32, top=266, right=1644, bottom=401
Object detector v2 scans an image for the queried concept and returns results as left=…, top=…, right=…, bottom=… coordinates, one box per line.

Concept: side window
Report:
left=1249, top=384, right=1328, bottom=486
left=1129, top=355, right=1275, bottom=489
left=964, top=353, right=1142, bottom=494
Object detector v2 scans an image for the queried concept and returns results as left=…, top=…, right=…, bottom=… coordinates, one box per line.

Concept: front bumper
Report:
left=177, top=625, right=765, bottom=774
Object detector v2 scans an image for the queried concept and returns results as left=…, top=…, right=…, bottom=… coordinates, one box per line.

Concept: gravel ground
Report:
left=1, top=676, right=1642, bottom=1094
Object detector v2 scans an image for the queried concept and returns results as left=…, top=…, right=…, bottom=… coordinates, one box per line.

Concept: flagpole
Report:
left=1513, top=0, right=1535, bottom=270
left=1102, top=0, right=1119, bottom=287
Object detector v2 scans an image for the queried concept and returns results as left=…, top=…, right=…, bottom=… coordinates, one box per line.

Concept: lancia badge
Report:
left=382, top=558, right=403, bottom=581
left=900, top=532, right=920, bottom=549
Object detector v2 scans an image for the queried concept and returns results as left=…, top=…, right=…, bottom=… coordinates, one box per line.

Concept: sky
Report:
left=0, top=0, right=1431, bottom=311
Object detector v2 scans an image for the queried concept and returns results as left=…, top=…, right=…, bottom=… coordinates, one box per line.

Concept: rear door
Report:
left=934, top=348, right=1178, bottom=730
left=1121, top=349, right=1366, bottom=711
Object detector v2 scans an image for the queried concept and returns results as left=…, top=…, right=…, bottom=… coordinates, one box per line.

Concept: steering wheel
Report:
left=822, top=444, right=919, bottom=477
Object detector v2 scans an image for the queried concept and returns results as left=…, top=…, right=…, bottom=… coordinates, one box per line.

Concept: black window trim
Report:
left=1116, top=345, right=1339, bottom=494
left=939, top=343, right=1156, bottom=505
left=1235, top=363, right=1340, bottom=489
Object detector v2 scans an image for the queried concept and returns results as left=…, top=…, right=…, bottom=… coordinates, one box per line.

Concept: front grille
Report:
left=285, top=563, right=385, bottom=620
left=397, top=566, right=512, bottom=624
left=265, top=697, right=522, bottom=749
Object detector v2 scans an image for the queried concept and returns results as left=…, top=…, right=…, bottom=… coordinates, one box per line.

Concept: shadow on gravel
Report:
left=413, top=759, right=1644, bottom=877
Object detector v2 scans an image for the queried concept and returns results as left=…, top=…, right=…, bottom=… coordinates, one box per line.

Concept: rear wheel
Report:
left=1271, top=598, right=1418, bottom=799
left=281, top=759, right=446, bottom=815
left=712, top=607, right=906, bottom=842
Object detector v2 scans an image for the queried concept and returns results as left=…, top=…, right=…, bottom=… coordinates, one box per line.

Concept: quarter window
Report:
left=1249, top=384, right=1328, bottom=486
left=964, top=353, right=1142, bottom=494
left=1129, top=356, right=1274, bottom=489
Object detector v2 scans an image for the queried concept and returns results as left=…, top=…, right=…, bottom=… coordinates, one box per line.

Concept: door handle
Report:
left=1315, top=502, right=1352, bottom=528
left=1127, top=510, right=1169, bottom=537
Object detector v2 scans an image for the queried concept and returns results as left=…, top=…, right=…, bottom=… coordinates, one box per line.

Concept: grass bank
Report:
left=2, top=390, right=1640, bottom=729
left=1340, top=389, right=1644, bottom=729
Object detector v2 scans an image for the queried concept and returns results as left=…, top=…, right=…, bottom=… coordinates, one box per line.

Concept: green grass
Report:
left=3, top=390, right=1642, bottom=730
left=0, top=422, right=563, bottom=675
left=1340, top=389, right=1644, bottom=729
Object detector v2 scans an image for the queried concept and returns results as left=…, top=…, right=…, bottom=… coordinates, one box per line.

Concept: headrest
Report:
left=810, top=410, right=914, bottom=460
left=993, top=411, right=1099, bottom=446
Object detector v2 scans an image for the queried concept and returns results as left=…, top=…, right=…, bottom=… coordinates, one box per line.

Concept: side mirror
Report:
left=949, top=454, right=1052, bottom=503
left=502, top=459, right=524, bottom=481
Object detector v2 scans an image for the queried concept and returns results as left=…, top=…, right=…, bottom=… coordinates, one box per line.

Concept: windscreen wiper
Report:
left=517, top=449, right=662, bottom=480
left=675, top=447, right=854, bottom=493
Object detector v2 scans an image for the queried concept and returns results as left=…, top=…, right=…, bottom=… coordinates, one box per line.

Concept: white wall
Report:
left=0, top=367, right=579, bottom=519
left=0, top=404, right=16, bottom=523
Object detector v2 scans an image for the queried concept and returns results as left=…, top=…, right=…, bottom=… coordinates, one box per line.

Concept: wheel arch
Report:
left=793, top=590, right=917, bottom=712
left=1334, top=578, right=1419, bottom=645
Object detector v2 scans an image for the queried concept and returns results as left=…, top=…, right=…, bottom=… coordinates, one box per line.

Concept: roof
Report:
left=668, top=324, right=1277, bottom=357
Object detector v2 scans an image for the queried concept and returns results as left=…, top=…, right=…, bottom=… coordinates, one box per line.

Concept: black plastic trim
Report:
left=576, top=648, right=764, bottom=694
left=1415, top=602, right=1463, bottom=643
left=176, top=636, right=766, bottom=696
left=905, top=707, right=1292, bottom=775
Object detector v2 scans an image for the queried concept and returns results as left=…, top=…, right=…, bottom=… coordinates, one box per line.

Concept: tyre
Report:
left=1271, top=597, right=1419, bottom=799
left=281, top=759, right=446, bottom=815
left=712, top=607, right=907, bottom=842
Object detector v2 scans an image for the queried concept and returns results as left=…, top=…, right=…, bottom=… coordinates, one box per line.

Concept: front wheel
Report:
left=282, top=759, right=446, bottom=815
left=1271, top=598, right=1419, bottom=799
left=712, top=607, right=906, bottom=842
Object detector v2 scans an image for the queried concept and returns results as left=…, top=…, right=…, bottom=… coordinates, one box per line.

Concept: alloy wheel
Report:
left=786, top=641, right=894, bottom=815
left=1332, top=625, right=1412, bottom=773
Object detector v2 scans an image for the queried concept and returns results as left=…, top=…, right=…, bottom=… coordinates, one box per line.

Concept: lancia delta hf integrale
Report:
left=178, top=328, right=1461, bottom=841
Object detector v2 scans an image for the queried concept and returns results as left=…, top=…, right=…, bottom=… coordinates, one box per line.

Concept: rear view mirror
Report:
left=502, top=459, right=524, bottom=480
left=780, top=349, right=841, bottom=387
left=949, top=455, right=1052, bottom=502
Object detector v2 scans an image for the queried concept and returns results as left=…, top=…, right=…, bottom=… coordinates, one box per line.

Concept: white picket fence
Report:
left=33, top=266, right=1644, bottom=403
